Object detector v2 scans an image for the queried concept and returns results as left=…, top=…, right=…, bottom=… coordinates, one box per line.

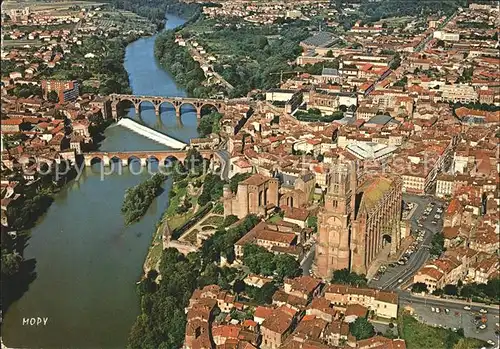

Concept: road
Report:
left=400, top=291, right=500, bottom=345
left=369, top=195, right=445, bottom=290
left=301, top=245, right=315, bottom=276
left=216, top=149, right=230, bottom=180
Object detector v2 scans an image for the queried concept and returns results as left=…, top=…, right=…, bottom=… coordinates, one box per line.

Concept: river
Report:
left=2, top=13, right=191, bottom=349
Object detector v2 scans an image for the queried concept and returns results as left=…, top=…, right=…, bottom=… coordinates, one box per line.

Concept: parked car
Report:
left=431, top=220, right=437, bottom=224
left=480, top=309, right=488, bottom=314
left=445, top=308, right=450, bottom=314
left=431, top=307, right=436, bottom=312
left=487, top=340, right=495, bottom=346
left=436, top=308, right=440, bottom=313
left=479, top=324, right=487, bottom=330
left=464, top=305, right=471, bottom=310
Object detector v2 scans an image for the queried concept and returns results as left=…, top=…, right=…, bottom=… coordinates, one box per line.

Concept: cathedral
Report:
left=315, top=160, right=403, bottom=277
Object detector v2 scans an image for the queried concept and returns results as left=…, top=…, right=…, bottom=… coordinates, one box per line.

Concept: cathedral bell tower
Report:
left=315, top=160, right=357, bottom=279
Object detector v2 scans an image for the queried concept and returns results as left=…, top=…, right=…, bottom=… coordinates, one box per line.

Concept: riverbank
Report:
left=1, top=11, right=197, bottom=348
left=142, top=169, right=205, bottom=274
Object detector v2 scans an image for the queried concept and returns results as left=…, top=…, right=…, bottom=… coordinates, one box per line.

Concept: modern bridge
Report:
left=109, top=93, right=227, bottom=120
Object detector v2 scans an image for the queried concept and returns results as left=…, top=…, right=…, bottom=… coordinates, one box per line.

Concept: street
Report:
left=301, top=244, right=315, bottom=276
left=369, top=194, right=445, bottom=290
left=216, top=149, right=230, bottom=180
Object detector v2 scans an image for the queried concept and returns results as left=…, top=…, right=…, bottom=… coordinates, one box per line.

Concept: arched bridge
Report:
left=109, top=94, right=226, bottom=119
left=83, top=150, right=214, bottom=167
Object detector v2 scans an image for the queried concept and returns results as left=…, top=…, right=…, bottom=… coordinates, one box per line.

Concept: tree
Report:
left=349, top=317, right=375, bottom=340
left=384, top=328, right=397, bottom=339
left=1, top=250, right=22, bottom=277
left=223, top=215, right=239, bottom=228
left=443, top=284, right=458, bottom=296
left=274, top=254, right=302, bottom=280
left=411, top=282, right=429, bottom=293
left=254, top=282, right=277, bottom=304
left=433, top=288, right=444, bottom=296
left=332, top=268, right=367, bottom=287
left=307, top=216, right=318, bottom=231
left=197, top=112, right=222, bottom=137
left=47, top=90, right=59, bottom=103
left=233, top=279, right=245, bottom=294
left=326, top=49, right=334, bottom=57
left=430, top=232, right=445, bottom=257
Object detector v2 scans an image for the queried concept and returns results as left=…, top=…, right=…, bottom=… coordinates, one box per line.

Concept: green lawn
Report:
left=201, top=215, right=223, bottom=227
left=183, top=229, right=199, bottom=244
left=268, top=214, right=283, bottom=223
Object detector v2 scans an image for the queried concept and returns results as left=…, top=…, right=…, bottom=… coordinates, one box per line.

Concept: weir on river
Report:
left=1, top=13, right=193, bottom=349
left=117, top=118, right=187, bottom=149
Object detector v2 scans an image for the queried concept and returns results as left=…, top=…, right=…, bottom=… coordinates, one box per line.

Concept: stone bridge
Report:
left=109, top=94, right=226, bottom=119
left=83, top=150, right=214, bottom=167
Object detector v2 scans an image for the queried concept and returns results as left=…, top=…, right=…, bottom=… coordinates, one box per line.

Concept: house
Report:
left=261, top=306, right=296, bottom=349
left=283, top=276, right=323, bottom=301
left=324, top=284, right=398, bottom=319
left=254, top=306, right=273, bottom=325
left=282, top=206, right=310, bottom=229
left=1, top=119, right=26, bottom=133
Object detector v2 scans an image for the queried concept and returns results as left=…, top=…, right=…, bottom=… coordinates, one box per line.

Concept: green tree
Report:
left=47, top=90, right=59, bottom=103
left=443, top=284, right=458, bottom=296
left=412, top=282, right=429, bottom=293
left=274, top=254, right=301, bottom=280
left=307, top=216, right=318, bottom=231
left=332, top=268, right=367, bottom=287
left=350, top=317, right=375, bottom=340
left=430, top=232, right=445, bottom=257
left=433, top=288, right=444, bottom=296
left=254, top=282, right=277, bottom=304
left=1, top=250, right=22, bottom=277
left=197, top=112, right=222, bottom=137
left=223, top=215, right=239, bottom=228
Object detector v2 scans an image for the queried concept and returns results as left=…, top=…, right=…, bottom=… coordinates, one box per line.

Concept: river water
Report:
left=2, top=13, right=191, bottom=349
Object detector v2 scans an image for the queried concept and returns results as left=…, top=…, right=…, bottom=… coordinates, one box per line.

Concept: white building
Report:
left=433, top=31, right=460, bottom=42
left=346, top=142, right=397, bottom=161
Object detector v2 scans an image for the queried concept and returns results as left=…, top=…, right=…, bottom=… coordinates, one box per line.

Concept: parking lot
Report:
left=369, top=195, right=446, bottom=290
left=408, top=301, right=499, bottom=346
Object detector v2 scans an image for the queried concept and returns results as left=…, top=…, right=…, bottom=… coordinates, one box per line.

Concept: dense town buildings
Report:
left=183, top=279, right=401, bottom=349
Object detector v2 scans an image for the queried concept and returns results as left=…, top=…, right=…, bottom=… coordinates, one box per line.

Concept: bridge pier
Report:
left=85, top=158, right=93, bottom=167
left=134, top=104, right=140, bottom=116
left=121, top=159, right=128, bottom=167
left=174, top=106, right=181, bottom=120
left=103, top=156, right=110, bottom=167
left=111, top=103, right=118, bottom=120
left=154, top=105, right=161, bottom=118
left=140, top=158, right=147, bottom=167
